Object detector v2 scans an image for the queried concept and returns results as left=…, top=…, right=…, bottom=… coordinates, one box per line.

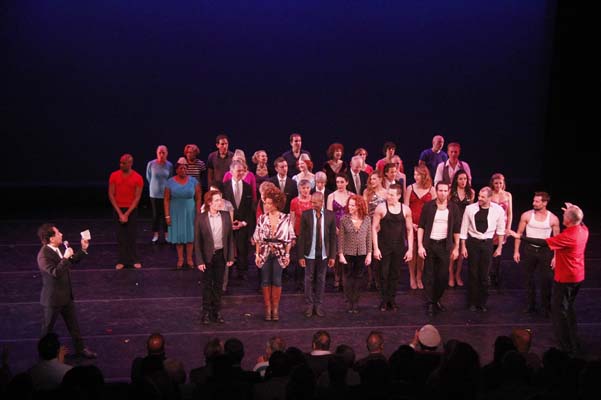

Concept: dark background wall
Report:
left=1, top=1, right=596, bottom=220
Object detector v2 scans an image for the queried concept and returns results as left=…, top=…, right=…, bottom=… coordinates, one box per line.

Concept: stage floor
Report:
left=1, top=217, right=600, bottom=381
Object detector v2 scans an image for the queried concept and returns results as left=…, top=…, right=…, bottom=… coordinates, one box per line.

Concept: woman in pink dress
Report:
left=404, top=165, right=436, bottom=289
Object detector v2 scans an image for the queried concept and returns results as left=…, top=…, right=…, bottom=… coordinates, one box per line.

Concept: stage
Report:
left=1, top=215, right=600, bottom=381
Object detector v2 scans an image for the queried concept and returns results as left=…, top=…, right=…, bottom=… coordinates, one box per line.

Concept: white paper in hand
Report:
left=80, top=230, right=92, bottom=240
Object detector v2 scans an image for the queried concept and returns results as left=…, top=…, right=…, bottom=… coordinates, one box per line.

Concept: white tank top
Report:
left=525, top=210, right=552, bottom=239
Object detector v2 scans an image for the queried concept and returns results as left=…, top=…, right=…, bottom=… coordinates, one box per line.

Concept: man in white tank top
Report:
left=513, top=192, right=560, bottom=316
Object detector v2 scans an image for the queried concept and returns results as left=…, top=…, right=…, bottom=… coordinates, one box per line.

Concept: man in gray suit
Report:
left=297, top=192, right=337, bottom=318
left=195, top=190, right=235, bottom=324
left=37, top=223, right=96, bottom=359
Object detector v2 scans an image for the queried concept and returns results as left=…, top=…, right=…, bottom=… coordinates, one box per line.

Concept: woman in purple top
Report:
left=327, top=173, right=351, bottom=291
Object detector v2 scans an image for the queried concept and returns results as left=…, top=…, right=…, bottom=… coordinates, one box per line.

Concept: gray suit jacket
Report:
left=194, top=210, right=235, bottom=266
left=37, top=245, right=85, bottom=307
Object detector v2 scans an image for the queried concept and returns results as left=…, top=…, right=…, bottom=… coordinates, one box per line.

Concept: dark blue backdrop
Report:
left=3, top=0, right=556, bottom=186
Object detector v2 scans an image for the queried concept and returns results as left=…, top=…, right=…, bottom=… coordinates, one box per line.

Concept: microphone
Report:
left=64, top=240, right=70, bottom=250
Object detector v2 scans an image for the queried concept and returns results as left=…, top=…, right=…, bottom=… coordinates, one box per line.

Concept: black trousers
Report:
left=343, top=255, right=366, bottom=305
left=202, top=250, right=226, bottom=314
left=423, top=240, right=450, bottom=305
left=150, top=197, right=167, bottom=233
left=41, top=301, right=84, bottom=353
left=466, top=237, right=493, bottom=307
left=233, top=226, right=249, bottom=273
left=116, top=208, right=139, bottom=265
left=380, top=249, right=403, bottom=304
left=552, top=281, right=581, bottom=354
left=522, top=244, right=553, bottom=311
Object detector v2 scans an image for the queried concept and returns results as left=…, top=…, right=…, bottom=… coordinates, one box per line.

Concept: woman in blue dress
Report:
left=164, top=162, right=201, bottom=268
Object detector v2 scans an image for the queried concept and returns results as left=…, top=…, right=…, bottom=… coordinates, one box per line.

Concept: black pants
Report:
left=41, top=301, right=84, bottom=353
left=116, top=208, right=139, bottom=265
left=233, top=226, right=249, bottom=273
left=423, top=240, right=450, bottom=305
left=380, top=249, right=403, bottom=304
left=343, top=255, right=366, bottom=305
left=202, top=250, right=226, bottom=314
left=552, top=281, right=581, bottom=354
left=523, top=244, right=554, bottom=311
left=466, top=237, right=493, bottom=307
left=150, top=197, right=167, bottom=233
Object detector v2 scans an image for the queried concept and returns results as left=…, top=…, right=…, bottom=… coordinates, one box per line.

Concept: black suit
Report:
left=222, top=180, right=254, bottom=274
left=297, top=209, right=337, bottom=308
left=269, top=175, right=298, bottom=213
left=310, top=187, right=332, bottom=202
left=37, top=245, right=86, bottom=353
left=195, top=211, right=235, bottom=314
left=346, top=170, right=369, bottom=196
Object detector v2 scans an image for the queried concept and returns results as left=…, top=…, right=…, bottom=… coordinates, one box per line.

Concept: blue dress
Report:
left=167, top=177, right=198, bottom=244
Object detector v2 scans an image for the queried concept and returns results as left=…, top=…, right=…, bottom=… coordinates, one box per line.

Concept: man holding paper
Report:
left=37, top=224, right=97, bottom=359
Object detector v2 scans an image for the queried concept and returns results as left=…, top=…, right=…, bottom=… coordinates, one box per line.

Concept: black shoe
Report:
left=426, top=304, right=435, bottom=316
left=315, top=307, right=325, bottom=317
left=436, top=302, right=447, bottom=312
left=469, top=305, right=478, bottom=312
left=379, top=302, right=387, bottom=312
left=201, top=312, right=211, bottom=325
left=479, top=305, right=488, bottom=313
left=213, top=312, right=225, bottom=324
left=304, top=307, right=314, bottom=318
left=78, top=348, right=97, bottom=359
left=388, top=301, right=398, bottom=311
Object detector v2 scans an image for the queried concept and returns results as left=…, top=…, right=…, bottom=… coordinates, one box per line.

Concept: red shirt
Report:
left=109, top=170, right=144, bottom=208
left=546, top=224, right=588, bottom=283
left=290, top=197, right=313, bottom=235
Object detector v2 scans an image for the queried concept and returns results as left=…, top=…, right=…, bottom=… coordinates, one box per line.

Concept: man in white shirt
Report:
left=434, top=142, right=472, bottom=185
left=29, top=333, right=71, bottom=391
left=460, top=187, right=506, bottom=312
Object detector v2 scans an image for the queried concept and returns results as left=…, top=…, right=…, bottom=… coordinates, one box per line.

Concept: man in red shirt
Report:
left=109, top=154, right=144, bottom=269
left=507, top=202, right=588, bottom=355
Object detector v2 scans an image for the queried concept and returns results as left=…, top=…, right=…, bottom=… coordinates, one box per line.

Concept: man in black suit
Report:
left=195, top=190, right=235, bottom=324
left=222, top=160, right=254, bottom=281
left=297, top=192, right=337, bottom=317
left=417, top=182, right=461, bottom=316
left=36, top=223, right=96, bottom=359
left=347, top=155, right=368, bottom=196
left=269, top=156, right=298, bottom=213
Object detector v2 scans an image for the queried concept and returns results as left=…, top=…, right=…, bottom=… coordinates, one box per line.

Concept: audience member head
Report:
left=37, top=332, right=60, bottom=361
left=285, top=347, right=307, bottom=368
left=224, top=338, right=245, bottom=364
left=311, top=330, right=331, bottom=351
left=389, top=345, right=416, bottom=381
left=334, top=344, right=356, bottom=368
left=164, top=358, right=186, bottom=384
left=417, top=324, right=441, bottom=351
left=146, top=333, right=165, bottom=358
left=286, top=364, right=316, bottom=400
left=511, top=328, right=533, bottom=353
left=492, top=335, right=516, bottom=364
left=267, top=351, right=291, bottom=378
left=327, top=355, right=348, bottom=386
left=62, top=365, right=105, bottom=399
left=266, top=336, right=287, bottom=357
left=366, top=331, right=384, bottom=354
left=204, top=337, right=224, bottom=363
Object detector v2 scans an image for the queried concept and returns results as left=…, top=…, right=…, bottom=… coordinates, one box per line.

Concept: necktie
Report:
left=280, top=178, right=286, bottom=191
left=354, top=174, right=361, bottom=195
left=234, top=180, right=241, bottom=207
left=315, top=211, right=322, bottom=258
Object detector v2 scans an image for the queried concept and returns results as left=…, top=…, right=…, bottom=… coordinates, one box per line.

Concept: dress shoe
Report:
left=78, top=348, right=97, bottom=359
left=426, top=304, right=435, bottom=316
left=304, top=306, right=314, bottom=318
left=151, top=235, right=159, bottom=244
left=213, top=312, right=225, bottom=324
left=479, top=305, right=488, bottom=313
left=314, top=307, right=325, bottom=317
left=388, top=301, right=398, bottom=311
left=115, top=263, right=124, bottom=270
left=469, top=305, right=478, bottom=312
left=201, top=312, right=211, bottom=325
left=436, top=302, right=447, bottom=312
left=133, top=263, right=142, bottom=269
left=379, top=302, right=387, bottom=312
